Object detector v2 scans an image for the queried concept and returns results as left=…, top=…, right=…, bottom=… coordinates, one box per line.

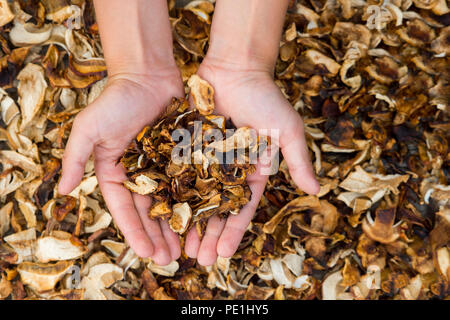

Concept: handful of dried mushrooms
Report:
left=120, top=75, right=264, bottom=236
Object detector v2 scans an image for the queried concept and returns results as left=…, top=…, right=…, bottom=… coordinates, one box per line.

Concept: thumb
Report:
left=58, top=112, right=96, bottom=195
left=280, top=115, right=320, bottom=195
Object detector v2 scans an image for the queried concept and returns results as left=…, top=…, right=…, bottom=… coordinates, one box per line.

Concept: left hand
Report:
left=184, top=58, right=320, bottom=266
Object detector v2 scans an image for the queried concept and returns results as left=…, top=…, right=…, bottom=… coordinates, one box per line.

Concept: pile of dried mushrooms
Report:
left=0, top=0, right=449, bottom=300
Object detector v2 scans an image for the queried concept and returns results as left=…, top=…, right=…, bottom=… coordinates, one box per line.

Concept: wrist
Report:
left=204, top=45, right=276, bottom=74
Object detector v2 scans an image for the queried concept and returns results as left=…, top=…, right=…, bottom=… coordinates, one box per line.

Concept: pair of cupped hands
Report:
left=58, top=56, right=319, bottom=266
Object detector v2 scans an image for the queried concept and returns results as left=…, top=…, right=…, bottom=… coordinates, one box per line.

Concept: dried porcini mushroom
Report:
left=362, top=208, right=401, bottom=244
left=35, top=231, right=87, bottom=263
left=0, top=0, right=14, bottom=27
left=120, top=75, right=264, bottom=237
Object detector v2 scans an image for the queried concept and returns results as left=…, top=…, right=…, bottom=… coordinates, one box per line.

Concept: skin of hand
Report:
left=184, top=0, right=320, bottom=266
left=58, top=71, right=185, bottom=265
left=58, top=0, right=184, bottom=265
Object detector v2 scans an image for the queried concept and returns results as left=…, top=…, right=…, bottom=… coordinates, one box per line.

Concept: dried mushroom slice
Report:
left=0, top=0, right=14, bottom=27
left=80, top=263, right=123, bottom=300
left=17, top=63, right=48, bottom=131
left=187, top=74, right=214, bottom=115
left=4, top=228, right=36, bottom=263
left=123, top=174, right=158, bottom=195
left=35, top=231, right=87, bottom=263
left=362, top=208, right=401, bottom=244
left=9, top=20, right=52, bottom=47
left=147, top=260, right=179, bottom=277
left=169, top=202, right=192, bottom=234
left=17, top=260, right=73, bottom=293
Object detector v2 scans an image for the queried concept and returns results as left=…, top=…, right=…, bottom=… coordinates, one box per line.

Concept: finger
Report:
left=217, top=171, right=268, bottom=258
left=132, top=193, right=172, bottom=265
left=280, top=116, right=320, bottom=195
left=185, top=227, right=201, bottom=259
left=95, top=160, right=154, bottom=258
left=197, top=215, right=226, bottom=266
left=160, top=219, right=181, bottom=261
left=59, top=114, right=96, bottom=195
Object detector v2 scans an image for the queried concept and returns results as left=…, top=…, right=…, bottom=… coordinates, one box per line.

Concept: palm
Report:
left=184, top=63, right=319, bottom=265
left=60, top=73, right=184, bottom=265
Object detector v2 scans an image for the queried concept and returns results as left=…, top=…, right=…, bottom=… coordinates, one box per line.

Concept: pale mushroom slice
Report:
left=80, top=251, right=111, bottom=277
left=80, top=263, right=123, bottom=300
left=206, top=127, right=257, bottom=153
left=303, top=49, right=341, bottom=76
left=339, top=166, right=409, bottom=195
left=226, top=270, right=248, bottom=297
left=9, top=19, right=53, bottom=47
left=0, top=150, right=41, bottom=175
left=83, top=197, right=112, bottom=234
left=17, top=260, right=74, bottom=293
left=187, top=74, right=215, bottom=115
left=322, top=270, right=347, bottom=300
left=100, top=240, right=140, bottom=270
left=15, top=189, right=37, bottom=229
left=256, top=258, right=274, bottom=281
left=17, top=63, right=48, bottom=131
left=44, top=1, right=81, bottom=24
left=0, top=89, right=20, bottom=125
left=101, top=239, right=126, bottom=257
left=35, top=231, right=87, bottom=263
left=431, top=26, right=450, bottom=56
left=4, top=228, right=36, bottom=263
left=435, top=247, right=449, bottom=281
left=67, top=176, right=98, bottom=198
left=41, top=199, right=56, bottom=220
left=399, top=275, right=423, bottom=300
left=206, top=264, right=227, bottom=291
left=123, top=174, right=158, bottom=195
left=362, top=209, right=401, bottom=244
left=270, top=258, right=296, bottom=288
left=263, top=196, right=320, bottom=234
left=169, top=202, right=192, bottom=234
left=147, top=260, right=179, bottom=277
left=0, top=0, right=14, bottom=27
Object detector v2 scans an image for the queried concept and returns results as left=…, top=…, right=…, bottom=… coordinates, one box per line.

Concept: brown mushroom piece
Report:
left=187, top=74, right=214, bottom=115
left=362, top=208, right=401, bottom=244
left=169, top=202, right=192, bottom=234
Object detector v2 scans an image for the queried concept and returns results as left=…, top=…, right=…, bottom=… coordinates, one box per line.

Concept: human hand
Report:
left=58, top=69, right=185, bottom=265
left=184, top=58, right=320, bottom=266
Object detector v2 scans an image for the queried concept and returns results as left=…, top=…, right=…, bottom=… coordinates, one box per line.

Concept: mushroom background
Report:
left=0, top=0, right=449, bottom=300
